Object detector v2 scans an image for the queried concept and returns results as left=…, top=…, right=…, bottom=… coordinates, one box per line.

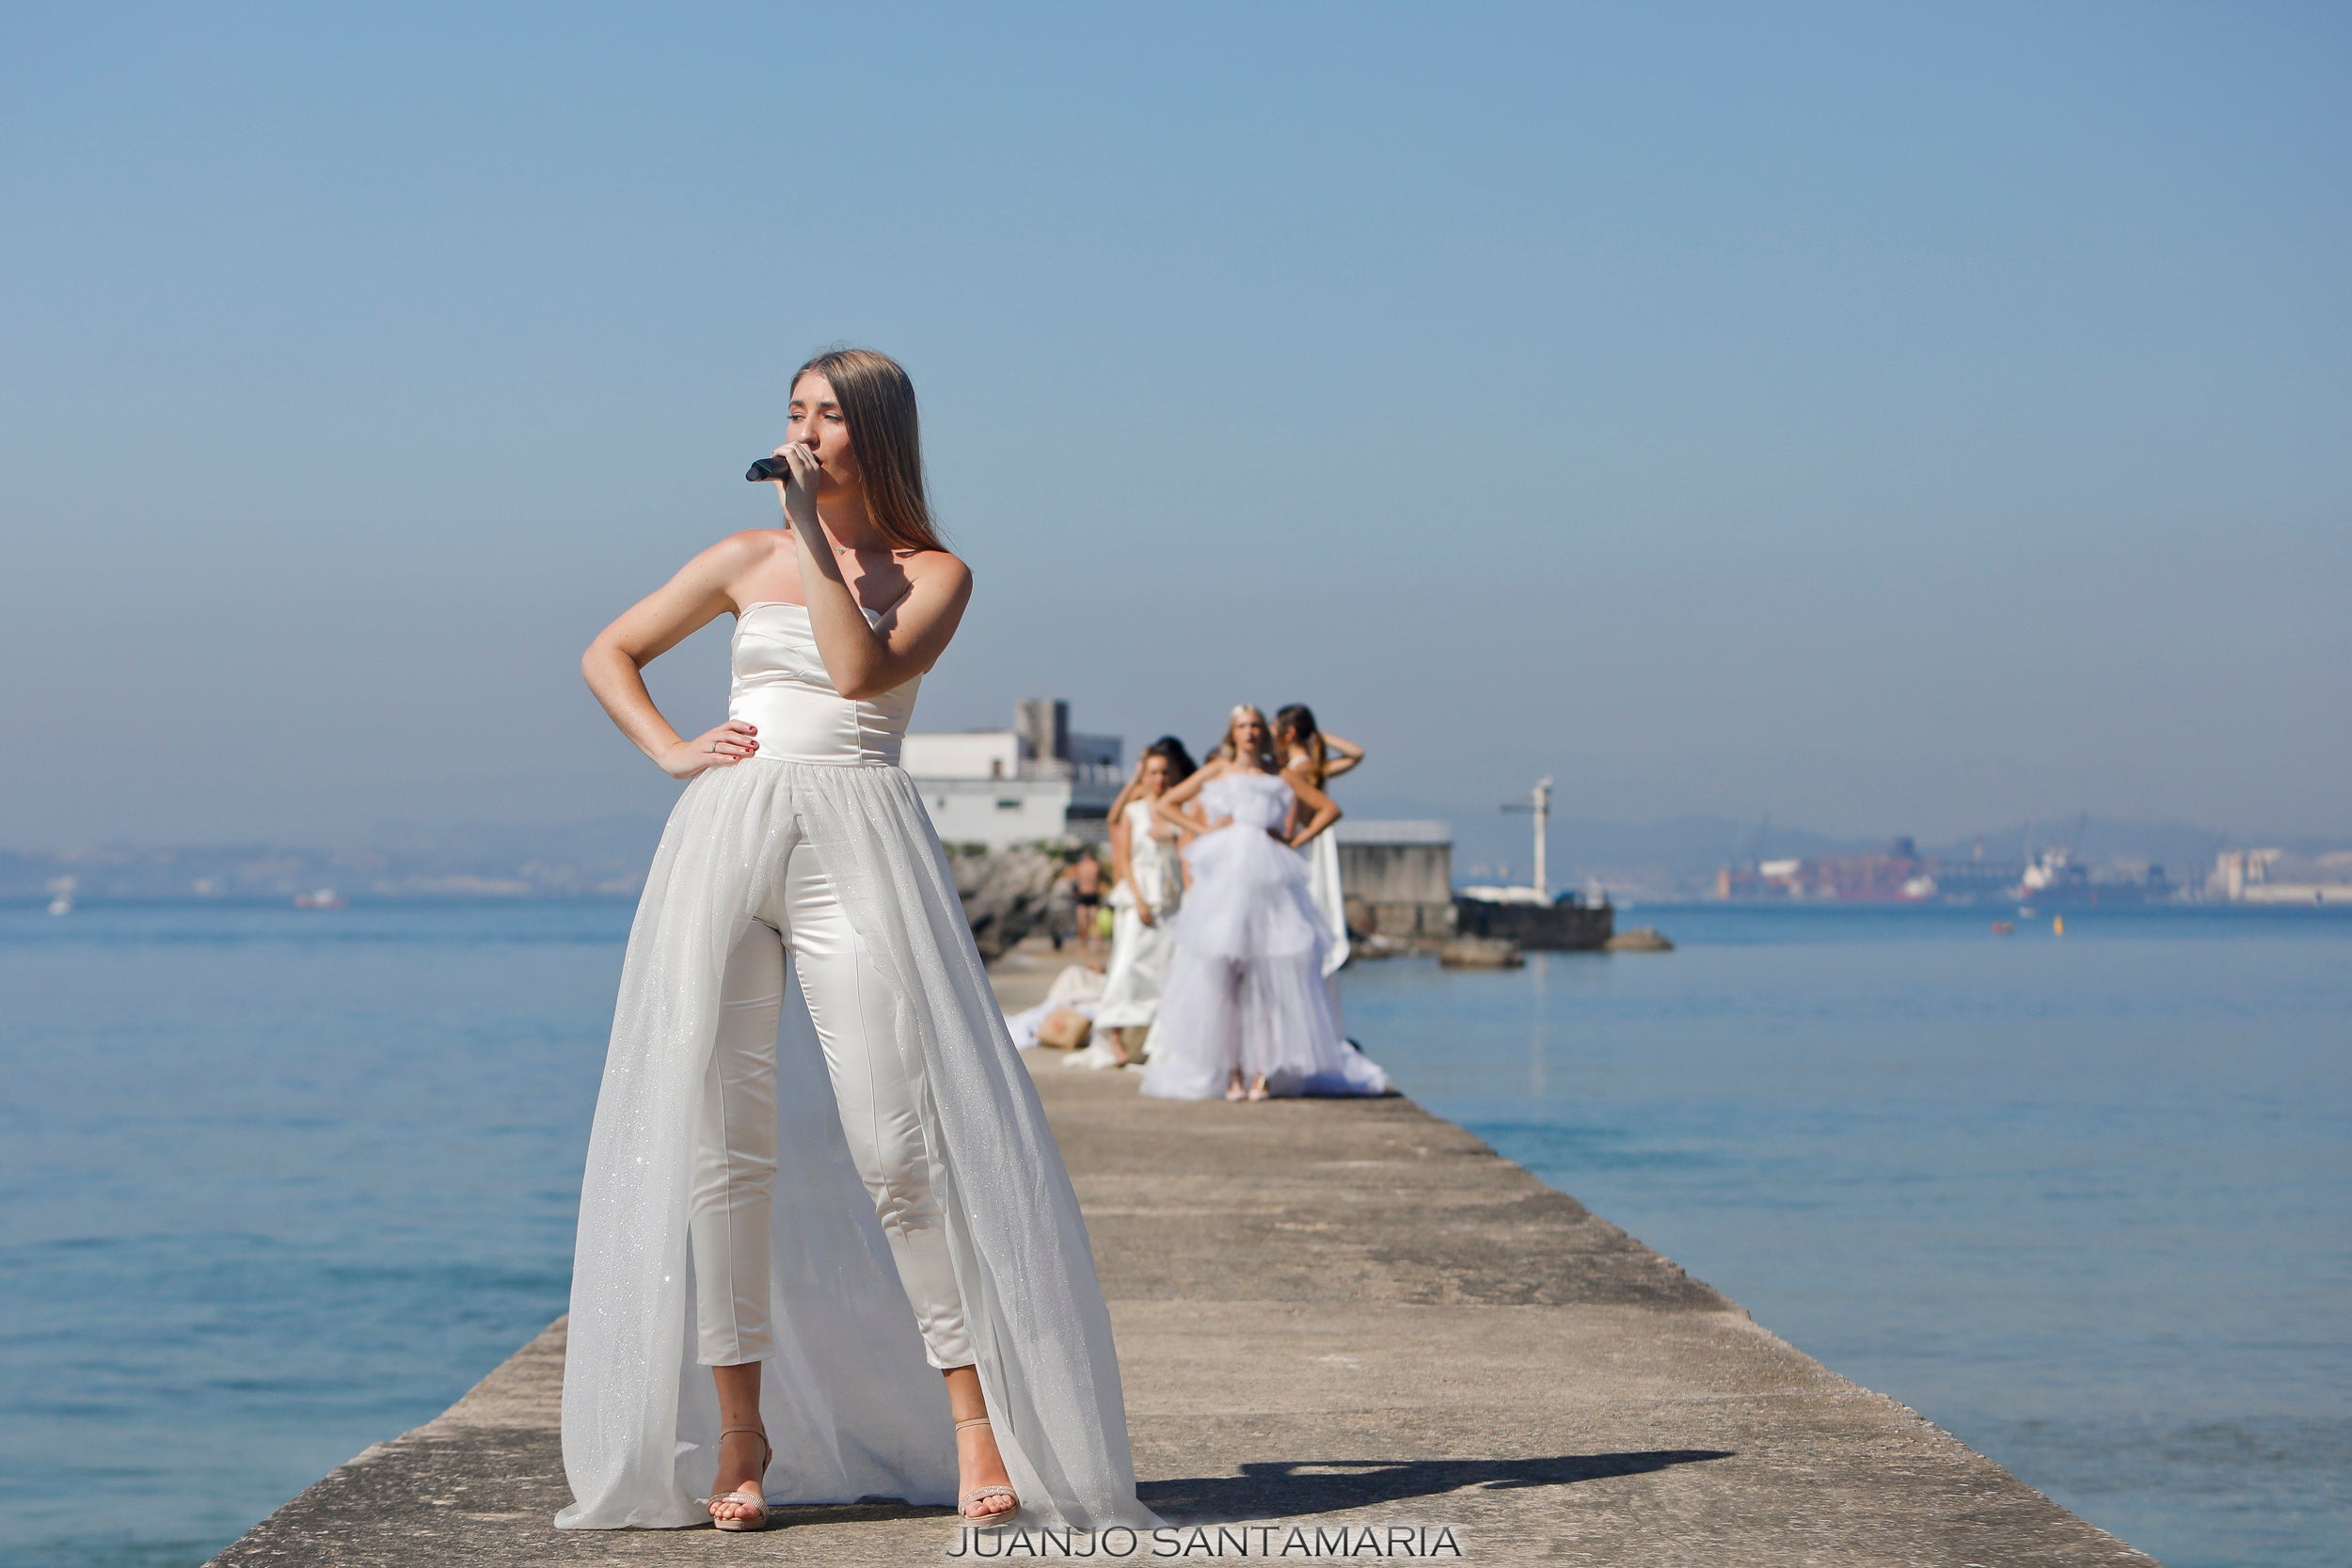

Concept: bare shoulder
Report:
left=707, top=529, right=787, bottom=574
left=902, top=546, right=973, bottom=597
left=670, top=529, right=787, bottom=595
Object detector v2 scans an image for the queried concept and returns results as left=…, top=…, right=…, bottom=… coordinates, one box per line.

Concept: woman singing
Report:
left=561, top=349, right=1152, bottom=1534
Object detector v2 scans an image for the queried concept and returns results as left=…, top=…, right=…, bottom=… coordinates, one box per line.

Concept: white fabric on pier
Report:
left=1299, top=827, right=1351, bottom=979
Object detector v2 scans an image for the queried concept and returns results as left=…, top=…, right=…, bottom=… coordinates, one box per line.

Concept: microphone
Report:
left=746, top=454, right=821, bottom=483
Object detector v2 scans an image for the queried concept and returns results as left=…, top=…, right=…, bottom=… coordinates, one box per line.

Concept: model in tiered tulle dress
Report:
left=1139, top=706, right=1391, bottom=1102
left=564, top=349, right=1152, bottom=1535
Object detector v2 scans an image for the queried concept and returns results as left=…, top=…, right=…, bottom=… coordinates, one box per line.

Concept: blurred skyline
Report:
left=4, top=3, right=2347, bottom=849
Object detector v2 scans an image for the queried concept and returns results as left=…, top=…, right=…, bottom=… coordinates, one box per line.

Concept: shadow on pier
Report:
left=730, top=1449, right=1740, bottom=1534
left=1140, top=1449, right=1737, bottom=1522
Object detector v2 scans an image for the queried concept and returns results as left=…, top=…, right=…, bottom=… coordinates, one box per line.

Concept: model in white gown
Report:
left=1094, top=801, right=1182, bottom=1033
left=560, top=599, right=1152, bottom=1530
left=1139, top=768, right=1389, bottom=1101
left=564, top=349, right=1152, bottom=1533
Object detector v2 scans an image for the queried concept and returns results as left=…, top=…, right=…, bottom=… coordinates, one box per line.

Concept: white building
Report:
left=1333, top=819, right=1455, bottom=940
left=901, top=698, right=1123, bottom=850
left=2209, top=848, right=2352, bottom=905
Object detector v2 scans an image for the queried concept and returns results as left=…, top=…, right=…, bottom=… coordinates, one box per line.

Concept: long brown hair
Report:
left=1108, top=736, right=1200, bottom=821
left=1275, top=703, right=1326, bottom=787
left=1146, top=735, right=1199, bottom=787
left=792, top=346, right=943, bottom=552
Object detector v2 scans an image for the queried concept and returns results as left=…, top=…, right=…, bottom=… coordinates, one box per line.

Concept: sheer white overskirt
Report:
left=1300, top=830, right=1350, bottom=978
left=557, top=757, right=1154, bottom=1529
left=1139, top=823, right=1389, bottom=1101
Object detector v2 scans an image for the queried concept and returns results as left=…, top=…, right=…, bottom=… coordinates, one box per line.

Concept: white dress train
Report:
left=1300, top=827, right=1350, bottom=978
left=557, top=600, right=1154, bottom=1531
left=1138, top=772, right=1389, bottom=1101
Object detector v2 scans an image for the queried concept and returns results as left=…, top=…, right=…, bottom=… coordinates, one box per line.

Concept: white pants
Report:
left=691, top=842, right=974, bottom=1370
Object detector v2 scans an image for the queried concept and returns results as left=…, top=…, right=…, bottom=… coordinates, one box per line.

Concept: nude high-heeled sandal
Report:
left=954, top=1415, right=1020, bottom=1520
left=702, top=1426, right=773, bottom=1531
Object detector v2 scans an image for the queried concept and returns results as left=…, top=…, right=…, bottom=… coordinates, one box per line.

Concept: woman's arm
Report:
left=581, top=534, right=764, bottom=778
left=1167, top=800, right=1208, bottom=857
left=1319, top=732, right=1366, bottom=781
left=1152, top=760, right=1225, bottom=837
left=1285, top=776, right=1342, bottom=848
left=1107, top=801, right=1136, bottom=892
left=773, top=446, right=973, bottom=700
left=1103, top=774, right=1138, bottom=883
left=1281, top=752, right=1344, bottom=842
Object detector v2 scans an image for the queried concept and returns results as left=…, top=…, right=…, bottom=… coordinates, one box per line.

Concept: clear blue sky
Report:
left=4, top=2, right=2345, bottom=848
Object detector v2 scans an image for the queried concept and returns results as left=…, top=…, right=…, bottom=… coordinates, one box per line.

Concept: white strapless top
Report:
left=727, top=600, right=920, bottom=766
left=1200, top=770, right=1294, bottom=832
left=1122, top=798, right=1182, bottom=911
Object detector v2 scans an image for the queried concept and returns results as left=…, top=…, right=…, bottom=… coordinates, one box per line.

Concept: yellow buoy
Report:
left=2053, top=915, right=2065, bottom=936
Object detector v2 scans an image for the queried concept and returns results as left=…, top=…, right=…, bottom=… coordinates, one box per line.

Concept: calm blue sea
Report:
left=0, top=899, right=2345, bottom=1568
left=1349, top=906, right=2352, bottom=1568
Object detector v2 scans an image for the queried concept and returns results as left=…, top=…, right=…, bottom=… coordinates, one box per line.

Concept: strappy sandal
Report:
left=702, top=1426, right=773, bottom=1532
left=954, top=1415, right=1020, bottom=1520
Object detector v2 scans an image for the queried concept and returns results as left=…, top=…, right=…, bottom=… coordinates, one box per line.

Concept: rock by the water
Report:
left=1438, top=935, right=1524, bottom=969
left=951, top=845, right=1066, bottom=960
left=1604, top=926, right=1675, bottom=952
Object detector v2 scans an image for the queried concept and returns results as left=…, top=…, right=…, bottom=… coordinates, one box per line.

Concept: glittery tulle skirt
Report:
left=1138, top=825, right=1389, bottom=1101
left=557, top=758, right=1155, bottom=1529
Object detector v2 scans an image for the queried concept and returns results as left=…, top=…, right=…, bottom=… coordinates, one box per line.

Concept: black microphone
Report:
left=745, top=455, right=794, bottom=483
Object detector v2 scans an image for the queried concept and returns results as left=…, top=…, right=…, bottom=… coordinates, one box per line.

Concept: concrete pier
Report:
left=209, top=950, right=2159, bottom=1565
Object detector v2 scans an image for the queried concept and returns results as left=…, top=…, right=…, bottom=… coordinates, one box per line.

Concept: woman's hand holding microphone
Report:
left=769, top=442, right=823, bottom=532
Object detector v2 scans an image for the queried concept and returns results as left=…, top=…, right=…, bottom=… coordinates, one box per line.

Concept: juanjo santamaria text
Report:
left=948, top=1524, right=1465, bottom=1558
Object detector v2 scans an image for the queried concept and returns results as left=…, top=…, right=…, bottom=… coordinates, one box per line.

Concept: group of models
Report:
left=559, top=347, right=1376, bottom=1537
left=1085, top=707, right=1390, bottom=1103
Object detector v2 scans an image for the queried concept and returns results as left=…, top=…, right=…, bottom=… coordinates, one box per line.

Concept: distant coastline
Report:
left=0, top=822, right=666, bottom=902
left=9, top=810, right=2349, bottom=906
